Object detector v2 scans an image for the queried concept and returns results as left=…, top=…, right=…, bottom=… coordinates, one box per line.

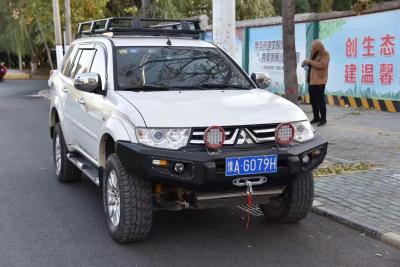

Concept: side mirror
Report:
left=251, top=72, right=271, bottom=89
left=74, top=72, right=101, bottom=93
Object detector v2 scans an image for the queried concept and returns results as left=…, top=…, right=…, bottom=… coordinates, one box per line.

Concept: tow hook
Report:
left=232, top=176, right=267, bottom=187
left=232, top=177, right=267, bottom=229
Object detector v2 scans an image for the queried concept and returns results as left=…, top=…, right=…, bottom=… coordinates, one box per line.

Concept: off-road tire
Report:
left=103, top=153, right=153, bottom=243
left=53, top=123, right=81, bottom=183
left=260, top=171, right=313, bottom=223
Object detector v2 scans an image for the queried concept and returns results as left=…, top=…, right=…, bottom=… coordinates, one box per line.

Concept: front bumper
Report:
left=116, top=135, right=327, bottom=192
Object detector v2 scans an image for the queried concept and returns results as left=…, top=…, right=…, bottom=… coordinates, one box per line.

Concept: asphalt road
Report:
left=0, top=80, right=399, bottom=266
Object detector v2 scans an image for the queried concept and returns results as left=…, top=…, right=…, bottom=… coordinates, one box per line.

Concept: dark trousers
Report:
left=309, top=84, right=326, bottom=122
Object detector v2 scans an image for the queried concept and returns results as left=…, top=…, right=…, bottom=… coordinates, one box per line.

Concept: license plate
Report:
left=225, top=155, right=278, bottom=176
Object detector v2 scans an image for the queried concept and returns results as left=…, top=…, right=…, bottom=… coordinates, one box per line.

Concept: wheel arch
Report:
left=99, top=133, right=116, bottom=168
left=50, top=107, right=60, bottom=138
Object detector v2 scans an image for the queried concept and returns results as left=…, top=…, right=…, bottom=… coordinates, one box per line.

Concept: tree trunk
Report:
left=141, top=0, right=151, bottom=18
left=282, top=0, right=299, bottom=104
left=36, top=18, right=54, bottom=69
left=18, top=52, right=23, bottom=70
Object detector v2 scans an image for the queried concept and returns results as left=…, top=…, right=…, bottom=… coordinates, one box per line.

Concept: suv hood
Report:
left=118, top=89, right=308, bottom=127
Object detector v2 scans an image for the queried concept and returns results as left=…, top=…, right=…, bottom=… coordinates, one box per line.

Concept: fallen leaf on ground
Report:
left=314, top=162, right=377, bottom=177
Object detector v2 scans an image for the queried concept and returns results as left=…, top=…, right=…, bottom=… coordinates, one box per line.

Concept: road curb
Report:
left=38, top=89, right=50, bottom=100
left=312, top=202, right=400, bottom=250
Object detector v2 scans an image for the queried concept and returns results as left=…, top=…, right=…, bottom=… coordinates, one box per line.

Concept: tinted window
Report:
left=61, top=45, right=77, bottom=76
left=74, top=49, right=96, bottom=76
left=116, top=47, right=253, bottom=90
left=90, top=45, right=107, bottom=89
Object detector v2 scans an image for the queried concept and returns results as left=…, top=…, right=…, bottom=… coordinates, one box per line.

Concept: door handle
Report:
left=78, top=98, right=85, bottom=105
left=62, top=88, right=68, bottom=93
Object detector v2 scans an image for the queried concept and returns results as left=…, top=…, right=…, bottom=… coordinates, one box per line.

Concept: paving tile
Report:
left=309, top=105, right=400, bottom=235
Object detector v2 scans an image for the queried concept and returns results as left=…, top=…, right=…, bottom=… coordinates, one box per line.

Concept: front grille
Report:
left=189, top=124, right=279, bottom=146
left=190, top=127, right=238, bottom=145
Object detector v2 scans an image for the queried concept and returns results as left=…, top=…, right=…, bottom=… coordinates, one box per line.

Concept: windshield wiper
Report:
left=197, top=83, right=249, bottom=90
left=120, top=84, right=174, bottom=91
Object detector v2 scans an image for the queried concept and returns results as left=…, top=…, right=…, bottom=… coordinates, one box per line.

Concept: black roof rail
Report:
left=77, top=17, right=204, bottom=39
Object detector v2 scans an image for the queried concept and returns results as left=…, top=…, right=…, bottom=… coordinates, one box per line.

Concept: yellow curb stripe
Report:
left=381, top=232, right=400, bottom=250
left=327, top=95, right=334, bottom=105
left=384, top=100, right=396, bottom=113
left=348, top=96, right=357, bottom=108
left=372, top=99, right=381, bottom=111
left=324, top=94, right=399, bottom=112
left=338, top=97, right=346, bottom=107
left=361, top=98, right=370, bottom=109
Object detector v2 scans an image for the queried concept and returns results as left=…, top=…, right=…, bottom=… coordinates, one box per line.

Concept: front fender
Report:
left=101, top=115, right=136, bottom=143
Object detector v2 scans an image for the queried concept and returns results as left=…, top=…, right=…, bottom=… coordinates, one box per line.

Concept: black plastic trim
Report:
left=115, top=135, right=328, bottom=192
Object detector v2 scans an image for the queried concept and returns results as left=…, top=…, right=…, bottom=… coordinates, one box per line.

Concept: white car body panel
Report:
left=50, top=35, right=309, bottom=167
left=118, top=89, right=308, bottom=127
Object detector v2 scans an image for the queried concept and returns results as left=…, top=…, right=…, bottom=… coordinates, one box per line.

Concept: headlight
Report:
left=136, top=128, right=191, bottom=149
left=293, top=121, right=314, bottom=142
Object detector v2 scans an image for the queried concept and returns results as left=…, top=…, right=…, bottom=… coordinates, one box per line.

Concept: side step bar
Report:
left=67, top=153, right=100, bottom=186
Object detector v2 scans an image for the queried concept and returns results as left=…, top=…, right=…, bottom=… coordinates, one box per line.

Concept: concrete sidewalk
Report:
left=302, top=104, right=400, bottom=249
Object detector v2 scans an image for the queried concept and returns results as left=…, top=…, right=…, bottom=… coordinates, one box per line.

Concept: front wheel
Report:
left=103, top=154, right=153, bottom=243
left=260, top=171, right=314, bottom=223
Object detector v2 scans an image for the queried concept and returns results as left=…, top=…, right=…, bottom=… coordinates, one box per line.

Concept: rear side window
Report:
left=73, top=49, right=96, bottom=76
left=69, top=49, right=83, bottom=78
left=61, top=45, right=77, bottom=76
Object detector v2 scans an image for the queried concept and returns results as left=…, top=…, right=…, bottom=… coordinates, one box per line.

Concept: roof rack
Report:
left=77, top=17, right=204, bottom=39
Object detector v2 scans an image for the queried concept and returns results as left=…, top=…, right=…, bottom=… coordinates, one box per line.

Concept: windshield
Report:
left=116, top=46, right=254, bottom=90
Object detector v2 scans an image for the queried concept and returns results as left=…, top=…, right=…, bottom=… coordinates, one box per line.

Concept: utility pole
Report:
left=52, top=0, right=63, bottom=70
left=212, top=0, right=236, bottom=58
left=65, top=0, right=72, bottom=48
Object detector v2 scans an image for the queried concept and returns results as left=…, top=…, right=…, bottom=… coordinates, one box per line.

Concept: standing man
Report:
left=302, top=40, right=330, bottom=126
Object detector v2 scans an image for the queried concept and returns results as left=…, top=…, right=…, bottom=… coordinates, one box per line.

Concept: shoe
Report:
left=310, top=118, right=320, bottom=124
left=317, top=121, right=327, bottom=126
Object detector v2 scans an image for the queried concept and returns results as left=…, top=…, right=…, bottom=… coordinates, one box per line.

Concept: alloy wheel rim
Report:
left=107, top=170, right=120, bottom=227
left=55, top=135, right=61, bottom=175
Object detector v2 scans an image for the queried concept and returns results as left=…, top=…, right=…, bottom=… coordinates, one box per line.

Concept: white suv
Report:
left=49, top=18, right=327, bottom=243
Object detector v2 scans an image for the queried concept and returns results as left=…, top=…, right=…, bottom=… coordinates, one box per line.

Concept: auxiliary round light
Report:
left=275, top=123, right=295, bottom=146
left=204, top=126, right=225, bottom=149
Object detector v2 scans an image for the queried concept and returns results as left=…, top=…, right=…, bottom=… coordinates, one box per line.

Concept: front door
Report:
left=77, top=44, right=109, bottom=161
left=63, top=45, right=96, bottom=156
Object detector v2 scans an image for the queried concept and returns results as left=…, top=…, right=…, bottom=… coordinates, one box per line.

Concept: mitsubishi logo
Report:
left=236, top=129, right=254, bottom=145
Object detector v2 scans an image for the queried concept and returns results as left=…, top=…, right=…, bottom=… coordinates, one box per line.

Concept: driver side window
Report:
left=90, top=45, right=107, bottom=90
